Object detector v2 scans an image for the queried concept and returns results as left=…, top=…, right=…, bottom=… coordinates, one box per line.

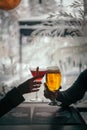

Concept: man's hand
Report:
left=44, top=83, right=59, bottom=100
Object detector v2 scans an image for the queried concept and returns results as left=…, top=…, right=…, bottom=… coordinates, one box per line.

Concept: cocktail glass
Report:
left=30, top=67, right=47, bottom=102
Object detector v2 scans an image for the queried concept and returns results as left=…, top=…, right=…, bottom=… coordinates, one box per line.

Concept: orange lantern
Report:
left=0, top=0, right=21, bottom=10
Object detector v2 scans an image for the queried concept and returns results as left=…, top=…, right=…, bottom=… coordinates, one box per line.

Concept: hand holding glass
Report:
left=46, top=66, right=61, bottom=105
left=30, top=67, right=47, bottom=102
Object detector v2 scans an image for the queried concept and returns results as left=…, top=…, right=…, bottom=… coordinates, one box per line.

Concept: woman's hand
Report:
left=17, top=76, right=42, bottom=95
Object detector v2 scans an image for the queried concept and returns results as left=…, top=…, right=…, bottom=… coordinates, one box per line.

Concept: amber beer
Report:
left=46, top=66, right=61, bottom=92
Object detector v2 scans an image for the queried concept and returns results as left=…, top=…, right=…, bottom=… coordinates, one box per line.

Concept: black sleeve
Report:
left=0, top=87, right=24, bottom=117
left=56, top=69, right=87, bottom=107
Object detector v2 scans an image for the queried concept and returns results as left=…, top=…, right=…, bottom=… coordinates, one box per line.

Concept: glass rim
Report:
left=29, top=67, right=47, bottom=71
left=47, top=66, right=60, bottom=70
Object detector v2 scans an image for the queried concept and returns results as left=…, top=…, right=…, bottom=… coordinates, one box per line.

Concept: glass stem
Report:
left=35, top=92, right=38, bottom=99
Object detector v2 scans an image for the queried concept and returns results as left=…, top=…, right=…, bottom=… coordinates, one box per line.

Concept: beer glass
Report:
left=46, top=66, right=61, bottom=105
